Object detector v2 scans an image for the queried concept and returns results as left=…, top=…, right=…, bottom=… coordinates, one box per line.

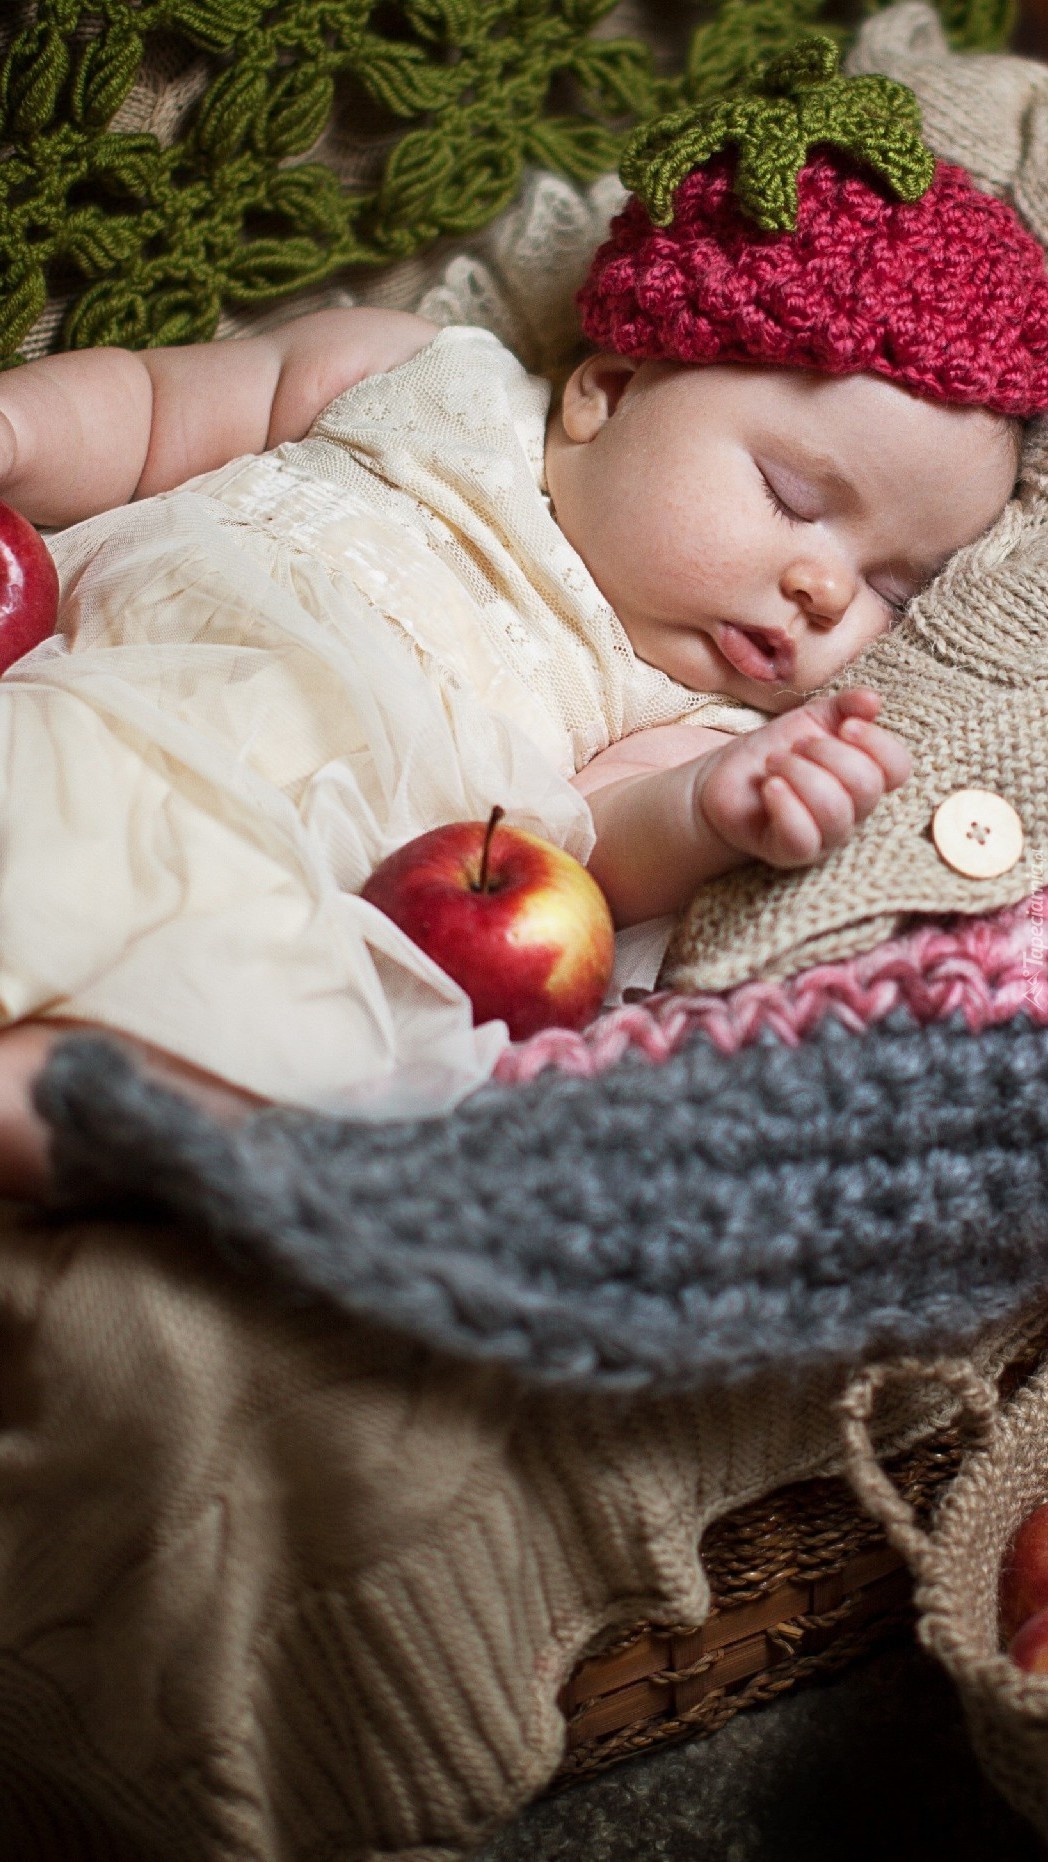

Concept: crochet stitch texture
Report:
left=619, top=34, right=935, bottom=230
left=0, top=0, right=658, bottom=361
left=35, top=996, right=1048, bottom=1393
left=579, top=39, right=1048, bottom=414
left=0, top=0, right=1015, bottom=365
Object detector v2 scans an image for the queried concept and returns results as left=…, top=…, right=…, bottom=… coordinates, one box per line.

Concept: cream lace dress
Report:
left=3, top=327, right=763, bottom=1115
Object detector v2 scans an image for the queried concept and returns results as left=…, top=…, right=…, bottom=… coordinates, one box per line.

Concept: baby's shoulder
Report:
left=308, top=324, right=547, bottom=448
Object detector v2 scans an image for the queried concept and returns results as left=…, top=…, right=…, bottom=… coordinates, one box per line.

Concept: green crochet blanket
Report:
left=0, top=0, right=1015, bottom=366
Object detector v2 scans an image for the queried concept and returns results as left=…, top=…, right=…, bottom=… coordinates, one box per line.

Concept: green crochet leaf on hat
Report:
left=620, top=33, right=936, bottom=233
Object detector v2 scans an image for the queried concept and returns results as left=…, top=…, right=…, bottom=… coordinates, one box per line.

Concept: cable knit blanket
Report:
left=35, top=893, right=1048, bottom=1395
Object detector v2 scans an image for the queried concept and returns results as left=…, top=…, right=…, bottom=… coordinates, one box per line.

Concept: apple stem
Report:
left=476, top=805, right=505, bottom=893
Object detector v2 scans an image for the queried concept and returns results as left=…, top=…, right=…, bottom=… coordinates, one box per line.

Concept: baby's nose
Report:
left=781, top=557, right=856, bottom=626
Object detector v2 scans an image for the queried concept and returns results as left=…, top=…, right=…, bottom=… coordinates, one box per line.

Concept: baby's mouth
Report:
left=713, top=622, right=795, bottom=685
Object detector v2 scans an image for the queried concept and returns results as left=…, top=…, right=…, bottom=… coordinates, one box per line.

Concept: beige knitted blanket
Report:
left=0, top=1202, right=1039, bottom=1861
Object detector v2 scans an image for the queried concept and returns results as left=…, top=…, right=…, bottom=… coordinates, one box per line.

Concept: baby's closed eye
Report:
left=876, top=585, right=909, bottom=621
left=873, top=570, right=935, bottom=622
left=758, top=466, right=815, bottom=525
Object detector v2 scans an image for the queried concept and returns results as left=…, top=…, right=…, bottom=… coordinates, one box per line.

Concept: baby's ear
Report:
left=560, top=352, right=641, bottom=442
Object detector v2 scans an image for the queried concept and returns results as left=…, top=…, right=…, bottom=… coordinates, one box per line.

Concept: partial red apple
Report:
left=361, top=805, right=616, bottom=1042
left=0, top=499, right=59, bottom=673
left=1000, top=1501, right=1048, bottom=1644
left=1008, top=1603, right=1048, bottom=1674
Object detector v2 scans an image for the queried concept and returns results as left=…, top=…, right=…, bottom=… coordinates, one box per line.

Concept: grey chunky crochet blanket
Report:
left=33, top=1009, right=1048, bottom=1393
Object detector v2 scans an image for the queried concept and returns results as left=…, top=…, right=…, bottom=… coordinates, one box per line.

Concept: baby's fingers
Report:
left=833, top=687, right=883, bottom=723
left=838, top=715, right=912, bottom=788
left=786, top=735, right=891, bottom=820
left=800, top=688, right=882, bottom=736
left=764, top=750, right=855, bottom=850
left=760, top=773, right=826, bottom=866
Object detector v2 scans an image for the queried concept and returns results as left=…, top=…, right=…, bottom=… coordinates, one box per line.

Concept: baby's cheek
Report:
left=819, top=605, right=892, bottom=685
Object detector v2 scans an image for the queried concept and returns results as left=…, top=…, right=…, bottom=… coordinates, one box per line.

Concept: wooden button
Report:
left=931, top=789, right=1025, bottom=879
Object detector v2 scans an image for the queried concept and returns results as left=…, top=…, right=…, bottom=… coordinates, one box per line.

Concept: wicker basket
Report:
left=553, top=1331, right=1048, bottom=1789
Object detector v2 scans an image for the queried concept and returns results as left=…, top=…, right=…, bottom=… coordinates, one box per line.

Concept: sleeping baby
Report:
left=0, top=39, right=1042, bottom=1198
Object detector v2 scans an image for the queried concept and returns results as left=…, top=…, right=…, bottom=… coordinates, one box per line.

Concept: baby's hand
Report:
left=695, top=690, right=911, bottom=868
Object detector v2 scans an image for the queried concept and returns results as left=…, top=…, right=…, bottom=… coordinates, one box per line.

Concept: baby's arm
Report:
left=573, top=690, right=911, bottom=926
left=0, top=307, right=438, bottom=529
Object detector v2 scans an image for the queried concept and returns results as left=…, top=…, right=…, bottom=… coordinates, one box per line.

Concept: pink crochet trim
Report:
left=578, top=154, right=1048, bottom=418
left=495, top=892, right=1048, bottom=1085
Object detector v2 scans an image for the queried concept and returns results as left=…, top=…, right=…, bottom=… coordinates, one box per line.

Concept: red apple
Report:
left=0, top=499, right=59, bottom=673
left=1008, top=1604, right=1048, bottom=1674
left=1000, top=1501, right=1048, bottom=1643
left=361, top=805, right=616, bottom=1042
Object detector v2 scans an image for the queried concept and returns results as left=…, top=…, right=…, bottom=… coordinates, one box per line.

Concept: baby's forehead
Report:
left=711, top=362, right=1019, bottom=477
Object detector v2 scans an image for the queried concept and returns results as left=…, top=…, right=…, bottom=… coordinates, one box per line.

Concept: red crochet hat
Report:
left=578, top=37, right=1048, bottom=419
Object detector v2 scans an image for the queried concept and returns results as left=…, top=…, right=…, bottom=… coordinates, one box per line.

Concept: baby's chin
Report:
left=683, top=647, right=812, bottom=713
left=633, top=624, right=820, bottom=712
left=663, top=665, right=794, bottom=710
left=754, top=685, right=811, bottom=714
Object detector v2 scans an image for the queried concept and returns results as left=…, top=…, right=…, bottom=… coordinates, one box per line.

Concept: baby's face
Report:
left=544, top=357, right=1019, bottom=712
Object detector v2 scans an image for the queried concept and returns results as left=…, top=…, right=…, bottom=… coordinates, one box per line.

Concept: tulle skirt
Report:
left=0, top=478, right=593, bottom=1116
